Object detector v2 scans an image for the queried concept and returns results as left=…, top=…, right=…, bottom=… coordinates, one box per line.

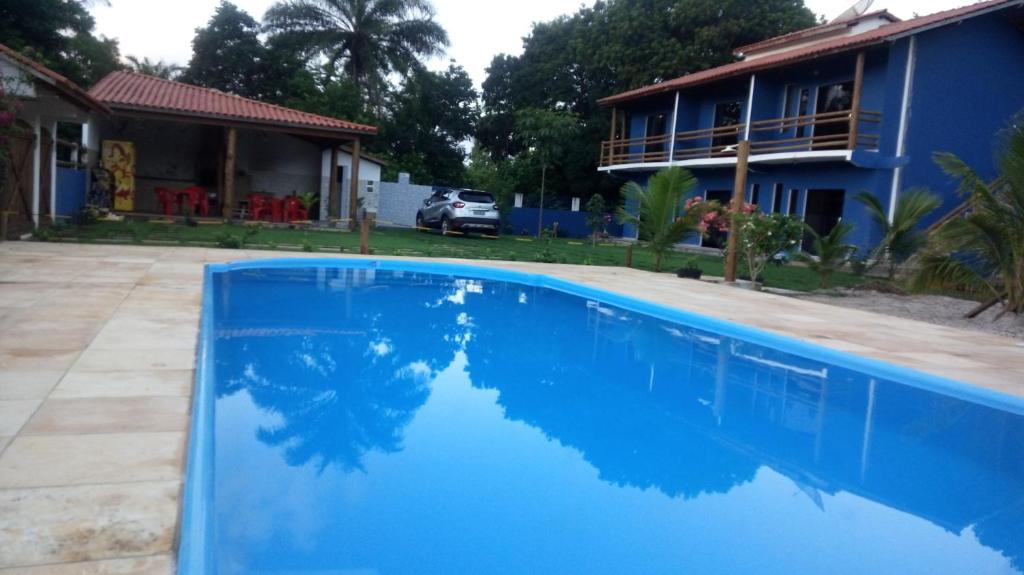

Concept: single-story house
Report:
left=87, top=71, right=377, bottom=225
left=318, top=145, right=386, bottom=221
left=0, top=43, right=109, bottom=238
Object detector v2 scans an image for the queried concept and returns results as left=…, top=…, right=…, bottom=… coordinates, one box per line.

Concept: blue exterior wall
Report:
left=899, top=10, right=1024, bottom=226
left=506, top=207, right=624, bottom=238
left=55, top=167, right=87, bottom=217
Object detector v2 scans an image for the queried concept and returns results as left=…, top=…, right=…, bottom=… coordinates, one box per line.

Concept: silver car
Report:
left=415, top=188, right=500, bottom=236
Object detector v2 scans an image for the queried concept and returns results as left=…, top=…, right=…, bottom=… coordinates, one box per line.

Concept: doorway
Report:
left=704, top=189, right=731, bottom=248
left=802, top=189, right=845, bottom=252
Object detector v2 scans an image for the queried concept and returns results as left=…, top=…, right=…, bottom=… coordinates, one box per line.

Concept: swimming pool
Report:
left=181, top=259, right=1024, bottom=574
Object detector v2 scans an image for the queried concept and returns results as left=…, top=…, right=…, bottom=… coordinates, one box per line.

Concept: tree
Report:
left=476, top=0, right=816, bottom=210
left=264, top=0, right=449, bottom=110
left=516, top=108, right=579, bottom=235
left=181, top=2, right=267, bottom=98
left=379, top=64, right=478, bottom=186
left=797, top=221, right=857, bottom=289
left=616, top=167, right=711, bottom=272
left=585, top=194, right=607, bottom=245
left=0, top=0, right=122, bottom=86
left=855, top=189, right=941, bottom=280
left=914, top=125, right=1024, bottom=315
left=125, top=56, right=182, bottom=80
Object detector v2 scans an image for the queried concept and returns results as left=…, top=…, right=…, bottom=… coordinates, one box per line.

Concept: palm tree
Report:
left=263, top=0, right=449, bottom=109
left=125, top=56, right=182, bottom=80
left=914, top=127, right=1024, bottom=315
left=854, top=189, right=941, bottom=280
left=796, top=221, right=856, bottom=289
left=617, top=167, right=710, bottom=272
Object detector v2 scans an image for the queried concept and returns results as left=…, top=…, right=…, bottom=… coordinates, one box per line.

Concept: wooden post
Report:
left=608, top=107, right=617, bottom=165
left=625, top=243, right=633, bottom=268
left=848, top=51, right=865, bottom=149
left=724, top=140, right=751, bottom=283
left=359, top=217, right=369, bottom=254
left=222, top=127, right=237, bottom=220
left=328, top=146, right=339, bottom=220
left=348, top=137, right=361, bottom=230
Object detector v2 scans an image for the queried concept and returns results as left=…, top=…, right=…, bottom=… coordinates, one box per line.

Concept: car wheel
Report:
left=441, top=216, right=451, bottom=236
left=415, top=212, right=425, bottom=231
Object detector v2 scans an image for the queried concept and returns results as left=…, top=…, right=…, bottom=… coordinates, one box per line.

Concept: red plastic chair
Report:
left=182, top=186, right=209, bottom=217
left=155, top=187, right=177, bottom=216
left=270, top=197, right=284, bottom=223
left=283, top=197, right=308, bottom=221
left=247, top=194, right=270, bottom=221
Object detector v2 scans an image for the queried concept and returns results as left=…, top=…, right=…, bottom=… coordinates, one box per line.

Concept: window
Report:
left=813, top=81, right=854, bottom=147
left=514, top=193, right=524, bottom=208
left=795, top=88, right=810, bottom=138
left=571, top=197, right=581, bottom=212
left=712, top=101, right=743, bottom=149
left=780, top=86, right=793, bottom=133
left=788, top=189, right=800, bottom=215
left=645, top=113, right=668, bottom=156
left=772, top=183, right=784, bottom=213
left=749, top=184, right=760, bottom=207
left=458, top=191, right=495, bottom=203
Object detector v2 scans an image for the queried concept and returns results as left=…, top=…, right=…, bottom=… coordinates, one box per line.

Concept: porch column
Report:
left=848, top=51, right=866, bottom=149
left=328, top=146, right=339, bottom=220
left=724, top=140, right=751, bottom=283
left=347, top=137, right=361, bottom=230
left=49, top=120, right=58, bottom=222
left=608, top=107, right=617, bottom=166
left=31, top=116, right=41, bottom=227
left=667, top=92, right=680, bottom=164
left=222, top=127, right=237, bottom=219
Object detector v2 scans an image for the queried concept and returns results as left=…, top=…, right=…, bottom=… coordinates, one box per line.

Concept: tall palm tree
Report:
left=125, top=56, right=182, bottom=80
left=263, top=0, right=449, bottom=109
left=854, top=188, right=941, bottom=280
left=915, top=127, right=1024, bottom=315
left=617, top=167, right=711, bottom=272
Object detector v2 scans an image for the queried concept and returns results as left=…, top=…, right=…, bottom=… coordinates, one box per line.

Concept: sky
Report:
left=91, top=0, right=972, bottom=90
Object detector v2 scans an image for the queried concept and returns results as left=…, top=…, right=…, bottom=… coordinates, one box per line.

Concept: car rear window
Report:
left=458, top=191, right=494, bottom=203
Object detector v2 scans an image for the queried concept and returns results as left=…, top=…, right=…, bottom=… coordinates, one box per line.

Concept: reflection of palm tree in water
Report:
left=215, top=271, right=467, bottom=472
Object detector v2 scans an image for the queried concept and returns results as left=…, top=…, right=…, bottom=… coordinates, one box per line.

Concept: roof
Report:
left=89, top=71, right=377, bottom=137
left=0, top=43, right=109, bottom=114
left=599, top=0, right=1023, bottom=106
left=733, top=10, right=901, bottom=56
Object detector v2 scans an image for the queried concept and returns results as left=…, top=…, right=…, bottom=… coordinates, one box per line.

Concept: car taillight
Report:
left=492, top=204, right=499, bottom=211
left=452, top=202, right=466, bottom=208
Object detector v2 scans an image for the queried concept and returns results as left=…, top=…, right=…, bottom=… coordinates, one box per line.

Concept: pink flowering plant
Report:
left=0, top=82, right=23, bottom=175
left=733, top=211, right=805, bottom=286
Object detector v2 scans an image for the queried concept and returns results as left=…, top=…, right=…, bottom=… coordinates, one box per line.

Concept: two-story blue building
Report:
left=599, top=0, right=1024, bottom=252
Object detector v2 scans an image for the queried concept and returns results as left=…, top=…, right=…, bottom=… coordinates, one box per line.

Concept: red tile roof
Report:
left=733, top=10, right=901, bottom=56
left=599, top=0, right=1023, bottom=106
left=89, top=71, right=377, bottom=136
left=0, top=43, right=109, bottom=114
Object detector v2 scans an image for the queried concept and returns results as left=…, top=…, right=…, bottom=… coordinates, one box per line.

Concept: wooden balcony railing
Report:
left=599, top=109, right=882, bottom=168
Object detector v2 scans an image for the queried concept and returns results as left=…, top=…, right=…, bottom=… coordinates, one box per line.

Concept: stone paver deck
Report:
left=0, top=241, right=1021, bottom=573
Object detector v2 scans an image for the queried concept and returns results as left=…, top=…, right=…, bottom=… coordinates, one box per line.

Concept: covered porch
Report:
left=87, top=71, right=377, bottom=227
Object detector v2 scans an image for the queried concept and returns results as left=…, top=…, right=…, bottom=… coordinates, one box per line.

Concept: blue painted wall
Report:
left=900, top=10, right=1024, bottom=226
left=506, top=207, right=624, bottom=238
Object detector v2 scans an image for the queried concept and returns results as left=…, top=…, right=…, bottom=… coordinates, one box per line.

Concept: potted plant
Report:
left=676, top=256, right=703, bottom=279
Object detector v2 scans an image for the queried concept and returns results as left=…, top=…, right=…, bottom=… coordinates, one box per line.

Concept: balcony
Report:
left=599, top=109, right=881, bottom=169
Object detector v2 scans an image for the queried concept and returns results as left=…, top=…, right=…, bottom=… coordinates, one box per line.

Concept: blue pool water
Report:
left=182, top=261, right=1024, bottom=575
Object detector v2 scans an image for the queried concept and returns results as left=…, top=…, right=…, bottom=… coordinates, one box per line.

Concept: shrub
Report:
left=734, top=212, right=805, bottom=286
left=796, top=221, right=857, bottom=289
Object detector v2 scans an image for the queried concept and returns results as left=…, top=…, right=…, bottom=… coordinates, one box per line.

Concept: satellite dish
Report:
left=831, top=0, right=874, bottom=23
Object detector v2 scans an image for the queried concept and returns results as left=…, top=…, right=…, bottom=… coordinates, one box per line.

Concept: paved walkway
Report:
left=0, top=242, right=1021, bottom=573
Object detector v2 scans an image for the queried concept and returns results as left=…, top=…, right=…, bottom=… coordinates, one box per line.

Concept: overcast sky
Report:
left=91, top=0, right=972, bottom=90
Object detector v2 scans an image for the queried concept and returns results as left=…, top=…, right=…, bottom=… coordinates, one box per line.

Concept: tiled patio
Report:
left=0, top=241, right=1021, bottom=573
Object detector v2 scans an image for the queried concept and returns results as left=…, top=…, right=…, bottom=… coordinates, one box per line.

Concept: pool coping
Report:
left=178, top=257, right=1024, bottom=574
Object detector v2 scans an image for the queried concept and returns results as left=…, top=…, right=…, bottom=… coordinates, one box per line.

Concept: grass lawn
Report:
left=40, top=219, right=864, bottom=292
